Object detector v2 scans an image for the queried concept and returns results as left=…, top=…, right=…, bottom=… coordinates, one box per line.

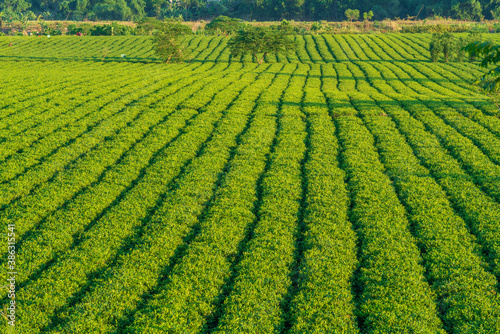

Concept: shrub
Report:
left=66, top=23, right=92, bottom=35
left=429, top=32, right=480, bottom=63
left=311, top=21, right=323, bottom=33
left=89, top=22, right=135, bottom=36
left=401, top=24, right=469, bottom=33
left=153, top=20, right=192, bottom=63
left=45, top=27, right=62, bottom=36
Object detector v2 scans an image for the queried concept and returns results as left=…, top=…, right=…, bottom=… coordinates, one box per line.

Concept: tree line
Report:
left=1, top=0, right=500, bottom=22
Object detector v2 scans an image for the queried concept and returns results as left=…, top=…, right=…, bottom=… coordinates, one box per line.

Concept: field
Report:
left=2, top=33, right=500, bottom=333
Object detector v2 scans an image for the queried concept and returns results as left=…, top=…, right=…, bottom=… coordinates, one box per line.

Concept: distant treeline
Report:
left=1, top=0, right=499, bottom=22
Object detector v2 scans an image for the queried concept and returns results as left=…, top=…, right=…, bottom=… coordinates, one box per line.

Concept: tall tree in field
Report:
left=205, top=15, right=245, bottom=34
left=228, top=26, right=296, bottom=64
left=465, top=40, right=500, bottom=91
left=153, top=19, right=192, bottom=63
left=345, top=8, right=360, bottom=21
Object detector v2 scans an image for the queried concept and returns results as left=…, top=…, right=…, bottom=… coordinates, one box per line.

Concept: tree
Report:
left=345, top=8, right=359, bottom=21
left=0, top=11, right=7, bottom=28
left=430, top=32, right=455, bottom=62
left=18, top=10, right=34, bottom=33
left=465, top=40, right=500, bottom=91
left=279, top=0, right=304, bottom=19
left=228, top=27, right=296, bottom=65
left=277, top=19, right=293, bottom=34
left=92, top=0, right=133, bottom=20
left=452, top=0, right=483, bottom=21
left=205, top=15, right=244, bottom=35
left=487, top=0, right=500, bottom=19
left=455, top=35, right=468, bottom=62
left=441, top=32, right=454, bottom=62
left=430, top=33, right=443, bottom=62
left=467, top=31, right=482, bottom=61
left=153, top=19, right=192, bottom=63
left=0, top=0, right=31, bottom=17
left=135, top=16, right=164, bottom=34
left=492, top=6, right=500, bottom=20
left=363, top=10, right=374, bottom=21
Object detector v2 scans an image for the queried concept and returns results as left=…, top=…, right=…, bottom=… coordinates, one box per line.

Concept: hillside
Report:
left=1, top=34, right=500, bottom=333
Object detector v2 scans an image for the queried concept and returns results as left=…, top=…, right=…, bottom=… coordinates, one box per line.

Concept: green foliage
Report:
left=227, top=27, right=296, bottom=64
left=0, top=0, right=30, bottom=17
left=363, top=10, right=373, bottom=21
left=89, top=22, right=136, bottom=36
left=455, top=36, right=468, bottom=62
left=0, top=0, right=499, bottom=21
left=345, top=8, right=359, bottom=21
left=153, top=20, right=192, bottom=63
left=277, top=19, right=293, bottom=34
left=134, top=16, right=163, bottom=35
left=465, top=39, right=500, bottom=91
left=91, top=0, right=143, bottom=21
left=430, top=35, right=442, bottom=62
left=310, top=21, right=322, bottom=33
left=467, top=31, right=482, bottom=61
left=452, top=0, right=483, bottom=21
left=441, top=32, right=454, bottom=62
left=492, top=5, right=500, bottom=20
left=66, top=23, right=92, bottom=35
left=44, top=26, right=62, bottom=35
left=205, top=15, right=244, bottom=34
left=429, top=32, right=478, bottom=63
left=401, top=24, right=469, bottom=33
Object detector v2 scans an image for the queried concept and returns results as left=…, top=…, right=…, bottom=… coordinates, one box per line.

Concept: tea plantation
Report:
left=1, top=33, right=500, bottom=333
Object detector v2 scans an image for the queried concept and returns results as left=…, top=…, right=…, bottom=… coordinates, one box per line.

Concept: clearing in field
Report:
left=1, top=33, right=500, bottom=333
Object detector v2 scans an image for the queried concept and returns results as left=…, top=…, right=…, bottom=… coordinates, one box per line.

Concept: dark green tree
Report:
left=467, top=31, right=482, bottom=61
left=91, top=0, right=145, bottom=20
left=228, top=26, right=296, bottom=64
left=452, top=0, right=483, bottom=21
left=441, top=32, right=455, bottom=62
left=487, top=0, right=500, bottom=19
left=465, top=40, right=500, bottom=91
left=430, top=32, right=456, bottom=62
left=430, top=33, right=443, bottom=62
left=455, top=36, right=468, bottom=62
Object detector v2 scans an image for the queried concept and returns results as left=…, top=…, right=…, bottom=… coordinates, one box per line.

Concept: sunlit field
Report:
left=2, top=33, right=500, bottom=333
